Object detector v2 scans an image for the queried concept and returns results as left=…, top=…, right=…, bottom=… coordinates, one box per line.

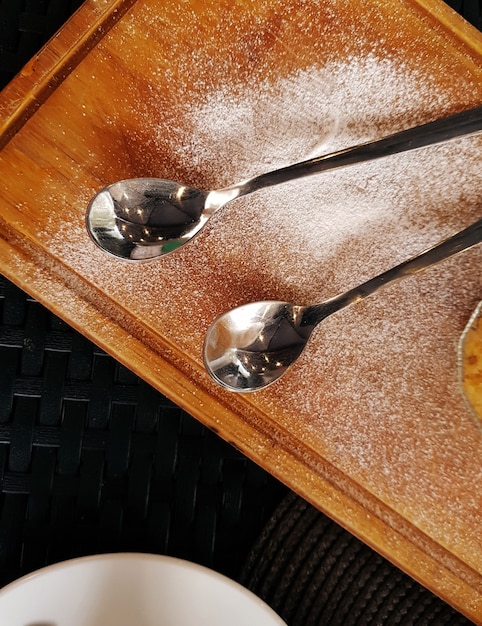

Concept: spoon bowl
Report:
left=87, top=106, right=482, bottom=260
left=203, top=218, right=482, bottom=392
left=203, top=301, right=310, bottom=391
left=86, top=178, right=208, bottom=259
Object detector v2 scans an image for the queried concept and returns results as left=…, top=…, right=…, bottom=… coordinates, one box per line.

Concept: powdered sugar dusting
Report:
left=27, top=9, right=482, bottom=572
left=170, top=54, right=457, bottom=183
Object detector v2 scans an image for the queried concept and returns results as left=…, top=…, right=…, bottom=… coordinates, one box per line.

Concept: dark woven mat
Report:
left=0, top=275, right=287, bottom=586
left=240, top=492, right=473, bottom=625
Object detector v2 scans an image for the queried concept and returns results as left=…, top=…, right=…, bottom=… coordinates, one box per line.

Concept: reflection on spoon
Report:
left=203, top=218, right=482, bottom=392
left=86, top=106, right=482, bottom=260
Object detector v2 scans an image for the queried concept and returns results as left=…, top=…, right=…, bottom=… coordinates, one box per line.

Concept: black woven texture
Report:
left=0, top=276, right=287, bottom=586
left=240, top=493, right=474, bottom=625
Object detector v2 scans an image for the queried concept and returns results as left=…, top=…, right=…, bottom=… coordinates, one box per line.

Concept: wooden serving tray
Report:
left=1, top=0, right=482, bottom=620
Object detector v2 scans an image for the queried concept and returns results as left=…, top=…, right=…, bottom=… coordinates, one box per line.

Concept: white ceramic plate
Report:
left=0, top=553, right=286, bottom=625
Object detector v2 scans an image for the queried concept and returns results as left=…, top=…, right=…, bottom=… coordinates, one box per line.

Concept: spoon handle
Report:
left=306, top=218, right=482, bottom=325
left=243, top=105, right=482, bottom=194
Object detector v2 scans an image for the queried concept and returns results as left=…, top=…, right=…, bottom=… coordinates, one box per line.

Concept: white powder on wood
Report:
left=30, top=24, right=482, bottom=569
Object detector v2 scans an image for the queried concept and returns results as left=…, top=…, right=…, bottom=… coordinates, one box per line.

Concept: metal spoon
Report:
left=203, top=218, right=482, bottom=392
left=86, top=106, right=482, bottom=260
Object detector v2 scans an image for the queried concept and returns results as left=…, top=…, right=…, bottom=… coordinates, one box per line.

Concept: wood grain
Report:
left=0, top=0, right=482, bottom=620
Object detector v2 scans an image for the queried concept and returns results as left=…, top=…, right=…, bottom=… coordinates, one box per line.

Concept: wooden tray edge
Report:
left=412, top=0, right=482, bottom=58
left=0, top=225, right=481, bottom=621
left=0, top=0, right=138, bottom=150
left=1, top=0, right=482, bottom=618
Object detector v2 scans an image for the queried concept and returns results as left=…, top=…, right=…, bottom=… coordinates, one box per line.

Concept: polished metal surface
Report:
left=86, top=106, right=482, bottom=260
left=203, top=218, right=482, bottom=392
